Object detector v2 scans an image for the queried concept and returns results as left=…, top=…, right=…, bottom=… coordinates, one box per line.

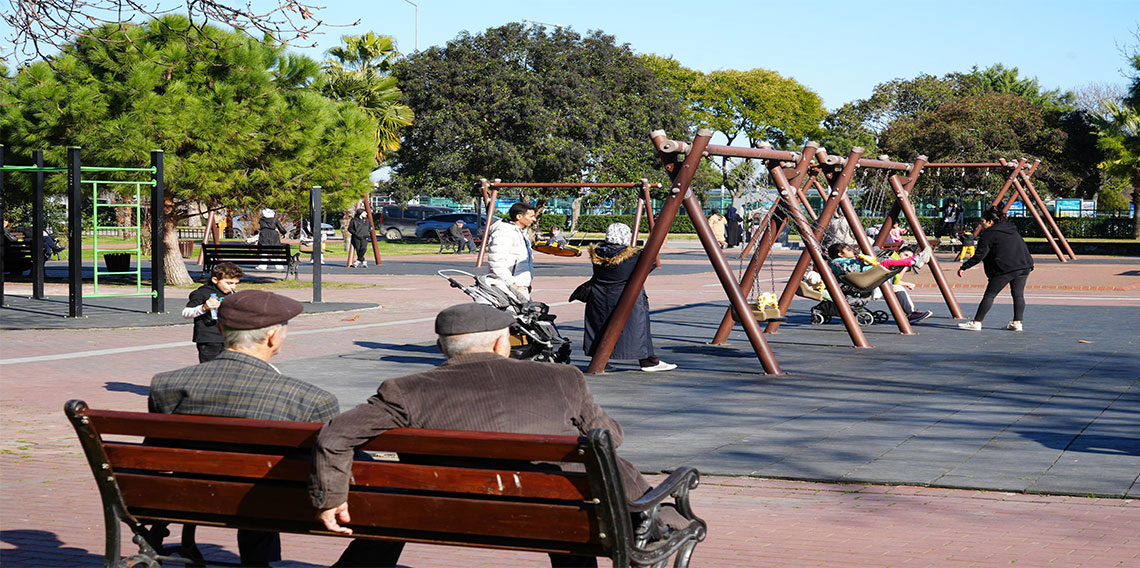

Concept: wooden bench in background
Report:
left=201, top=243, right=298, bottom=279
left=2, top=241, right=34, bottom=275
left=66, top=400, right=706, bottom=568
left=434, top=228, right=460, bottom=254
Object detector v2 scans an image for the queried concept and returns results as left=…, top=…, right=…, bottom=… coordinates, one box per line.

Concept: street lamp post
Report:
left=403, top=0, right=418, bottom=52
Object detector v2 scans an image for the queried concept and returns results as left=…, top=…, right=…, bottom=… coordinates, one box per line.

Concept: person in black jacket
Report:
left=956, top=207, right=1034, bottom=331
left=257, top=208, right=287, bottom=246
left=183, top=262, right=243, bottom=362
left=347, top=209, right=373, bottom=267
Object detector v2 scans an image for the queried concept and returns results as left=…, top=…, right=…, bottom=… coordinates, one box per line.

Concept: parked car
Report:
left=377, top=205, right=453, bottom=240
left=415, top=213, right=491, bottom=241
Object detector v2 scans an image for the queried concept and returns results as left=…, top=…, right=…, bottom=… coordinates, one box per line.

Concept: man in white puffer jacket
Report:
left=486, top=202, right=537, bottom=296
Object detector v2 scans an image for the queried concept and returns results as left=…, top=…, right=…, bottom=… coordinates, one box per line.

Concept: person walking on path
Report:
left=347, top=209, right=373, bottom=267
left=486, top=202, right=537, bottom=295
left=956, top=207, right=1034, bottom=331
left=582, top=223, right=676, bottom=372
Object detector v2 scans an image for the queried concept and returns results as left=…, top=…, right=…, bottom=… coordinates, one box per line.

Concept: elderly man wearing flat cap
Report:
left=309, top=302, right=658, bottom=568
left=149, top=289, right=339, bottom=566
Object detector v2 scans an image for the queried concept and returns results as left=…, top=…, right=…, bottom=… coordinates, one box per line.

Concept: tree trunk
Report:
left=1132, top=180, right=1140, bottom=240
left=570, top=197, right=582, bottom=232
left=163, top=199, right=194, bottom=286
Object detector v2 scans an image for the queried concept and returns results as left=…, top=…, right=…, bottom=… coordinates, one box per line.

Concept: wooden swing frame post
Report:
left=473, top=179, right=662, bottom=268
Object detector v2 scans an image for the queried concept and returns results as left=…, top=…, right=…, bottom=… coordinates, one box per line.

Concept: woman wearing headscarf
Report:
left=725, top=206, right=742, bottom=248
left=257, top=208, right=287, bottom=246
left=582, top=223, right=676, bottom=372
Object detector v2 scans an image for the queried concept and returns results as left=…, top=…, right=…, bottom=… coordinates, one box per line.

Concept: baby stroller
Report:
left=438, top=269, right=572, bottom=364
left=797, top=264, right=903, bottom=326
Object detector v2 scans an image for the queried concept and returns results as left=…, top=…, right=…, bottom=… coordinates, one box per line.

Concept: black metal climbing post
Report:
left=67, top=147, right=83, bottom=318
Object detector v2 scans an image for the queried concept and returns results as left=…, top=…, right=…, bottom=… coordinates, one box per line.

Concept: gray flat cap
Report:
left=218, top=290, right=303, bottom=330
left=435, top=303, right=514, bottom=335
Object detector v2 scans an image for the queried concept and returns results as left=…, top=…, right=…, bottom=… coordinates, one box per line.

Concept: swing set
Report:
left=1, top=145, right=166, bottom=317
left=916, top=159, right=1076, bottom=262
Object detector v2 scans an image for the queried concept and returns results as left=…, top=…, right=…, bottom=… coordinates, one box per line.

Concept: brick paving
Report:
left=2, top=246, right=1139, bottom=567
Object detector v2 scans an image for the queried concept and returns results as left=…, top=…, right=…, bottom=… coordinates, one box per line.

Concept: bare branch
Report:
left=1, top=0, right=360, bottom=65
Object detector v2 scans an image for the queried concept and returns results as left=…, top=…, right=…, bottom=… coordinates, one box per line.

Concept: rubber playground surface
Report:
left=1, top=242, right=1138, bottom=566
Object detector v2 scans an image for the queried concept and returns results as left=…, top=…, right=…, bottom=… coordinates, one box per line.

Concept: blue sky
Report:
left=2, top=0, right=1136, bottom=109
left=290, top=0, right=1137, bottom=109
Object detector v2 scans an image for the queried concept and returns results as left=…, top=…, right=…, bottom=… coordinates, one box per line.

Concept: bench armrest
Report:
left=627, top=467, right=706, bottom=568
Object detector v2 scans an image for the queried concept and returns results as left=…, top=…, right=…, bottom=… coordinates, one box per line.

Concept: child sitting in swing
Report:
left=826, top=242, right=931, bottom=278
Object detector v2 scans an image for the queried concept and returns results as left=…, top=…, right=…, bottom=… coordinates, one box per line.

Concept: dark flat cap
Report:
left=218, top=290, right=303, bottom=330
left=435, top=303, right=514, bottom=335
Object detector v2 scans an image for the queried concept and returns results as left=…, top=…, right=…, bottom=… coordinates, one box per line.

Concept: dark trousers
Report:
left=332, top=540, right=596, bottom=567
left=237, top=529, right=281, bottom=566
left=196, top=342, right=225, bottom=363
left=352, top=236, right=369, bottom=262
left=458, top=236, right=476, bottom=253
left=973, top=268, right=1031, bottom=322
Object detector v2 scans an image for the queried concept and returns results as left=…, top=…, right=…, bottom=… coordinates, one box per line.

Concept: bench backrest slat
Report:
left=118, top=474, right=600, bottom=546
left=104, top=444, right=592, bottom=499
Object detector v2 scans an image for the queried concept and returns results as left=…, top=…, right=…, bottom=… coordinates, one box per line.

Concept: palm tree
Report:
left=1093, top=101, right=1140, bottom=239
left=322, top=33, right=415, bottom=162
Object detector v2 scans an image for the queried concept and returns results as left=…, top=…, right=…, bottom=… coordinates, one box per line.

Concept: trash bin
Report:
left=178, top=241, right=194, bottom=258
left=104, top=252, right=132, bottom=272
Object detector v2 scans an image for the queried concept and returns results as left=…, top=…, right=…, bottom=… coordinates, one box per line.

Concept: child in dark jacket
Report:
left=956, top=208, right=1034, bottom=331
left=183, top=262, right=243, bottom=362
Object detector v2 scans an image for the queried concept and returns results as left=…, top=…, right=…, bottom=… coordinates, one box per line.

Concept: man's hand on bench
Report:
left=318, top=503, right=354, bottom=535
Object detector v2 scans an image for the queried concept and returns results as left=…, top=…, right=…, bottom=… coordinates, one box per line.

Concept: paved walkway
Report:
left=1, top=247, right=1138, bottom=566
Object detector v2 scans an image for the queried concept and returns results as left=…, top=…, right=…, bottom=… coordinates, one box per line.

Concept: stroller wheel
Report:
left=810, top=309, right=826, bottom=325
left=874, top=310, right=890, bottom=323
left=856, top=311, right=876, bottom=326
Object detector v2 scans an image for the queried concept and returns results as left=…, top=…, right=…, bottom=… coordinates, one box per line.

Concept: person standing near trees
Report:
left=347, top=209, right=372, bottom=267
left=707, top=209, right=727, bottom=248
left=725, top=206, right=743, bottom=248
left=257, top=209, right=287, bottom=246
left=956, top=207, right=1034, bottom=332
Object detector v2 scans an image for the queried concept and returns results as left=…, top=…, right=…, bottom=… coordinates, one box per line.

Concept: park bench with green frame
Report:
left=65, top=400, right=707, bottom=568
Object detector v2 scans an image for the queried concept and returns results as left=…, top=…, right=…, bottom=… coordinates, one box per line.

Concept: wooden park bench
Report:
left=65, top=400, right=707, bottom=568
left=434, top=228, right=460, bottom=254
left=201, top=243, right=298, bottom=279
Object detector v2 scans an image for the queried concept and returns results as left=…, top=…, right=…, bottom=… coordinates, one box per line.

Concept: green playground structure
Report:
left=1, top=145, right=166, bottom=317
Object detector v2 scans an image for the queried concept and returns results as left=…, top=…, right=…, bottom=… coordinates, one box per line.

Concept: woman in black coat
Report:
left=956, top=207, right=1034, bottom=331
left=582, top=223, right=676, bottom=372
left=257, top=208, right=287, bottom=246
left=725, top=206, right=743, bottom=248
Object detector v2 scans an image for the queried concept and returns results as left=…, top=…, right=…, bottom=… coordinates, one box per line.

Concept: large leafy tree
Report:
left=639, top=58, right=824, bottom=197
left=321, top=32, right=414, bottom=162
left=3, top=16, right=377, bottom=285
left=390, top=23, right=688, bottom=202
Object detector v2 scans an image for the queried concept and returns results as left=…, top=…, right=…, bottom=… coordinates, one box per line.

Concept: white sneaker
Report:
left=361, top=260, right=367, bottom=268
left=641, top=361, right=677, bottom=372
left=957, top=320, right=982, bottom=331
left=1005, top=321, right=1023, bottom=332
left=913, top=247, right=933, bottom=270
